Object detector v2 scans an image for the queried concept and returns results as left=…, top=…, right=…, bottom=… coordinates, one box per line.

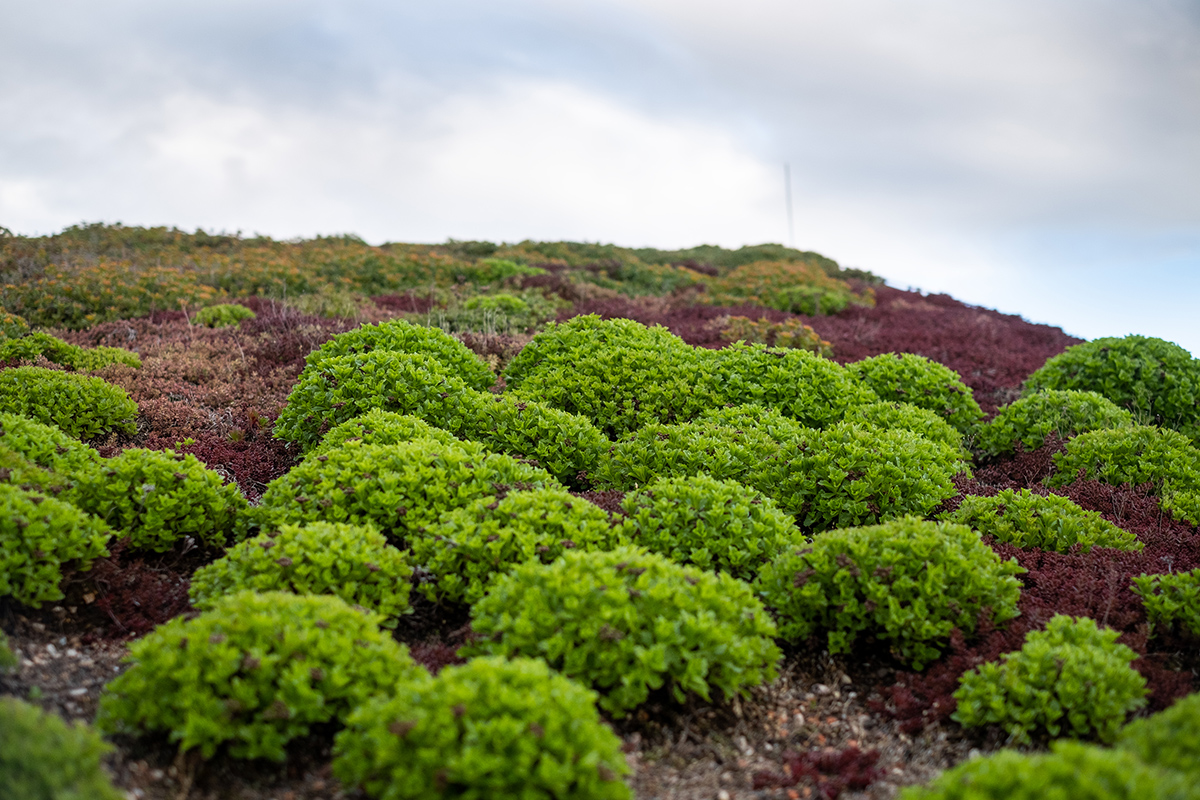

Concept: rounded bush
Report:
left=845, top=353, right=984, bottom=435
left=0, top=332, right=141, bottom=372
left=194, top=302, right=256, bottom=327
left=976, top=389, right=1134, bottom=459
left=252, top=440, right=560, bottom=544
left=0, top=366, right=138, bottom=440
left=0, top=310, right=30, bottom=338
left=1131, top=567, right=1200, bottom=639
left=465, top=547, right=781, bottom=715
left=304, top=317, right=495, bottom=391
left=411, top=488, right=621, bottom=604
left=953, top=614, right=1147, bottom=744
left=616, top=474, right=800, bottom=581
left=1117, top=691, right=1200, bottom=779
left=0, top=411, right=103, bottom=483
left=705, top=342, right=878, bottom=429
left=1023, top=335, right=1200, bottom=442
left=942, top=489, right=1141, bottom=553
left=694, top=403, right=810, bottom=442
left=754, top=517, right=1024, bottom=669
left=899, top=740, right=1189, bottom=800
left=855, top=400, right=968, bottom=459
left=96, top=590, right=427, bottom=761
left=69, top=447, right=247, bottom=552
left=189, top=522, right=413, bottom=622
left=761, top=422, right=961, bottom=531
left=69, top=345, right=141, bottom=370
left=310, top=409, right=465, bottom=457
left=274, top=351, right=477, bottom=452
left=0, top=696, right=124, bottom=800
left=0, top=483, right=111, bottom=607
left=333, top=656, right=632, bottom=800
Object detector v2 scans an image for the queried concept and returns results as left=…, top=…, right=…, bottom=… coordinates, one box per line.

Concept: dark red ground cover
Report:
left=753, top=746, right=885, bottom=798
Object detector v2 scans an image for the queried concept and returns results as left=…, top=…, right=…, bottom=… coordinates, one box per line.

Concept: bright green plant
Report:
left=1131, top=568, right=1200, bottom=638
left=310, top=408, right=465, bottom=457
left=194, top=302, right=257, bottom=327
left=754, top=517, right=1024, bottom=669
left=251, top=440, right=560, bottom=544
left=616, top=474, right=801, bottom=581
left=0, top=412, right=103, bottom=484
left=333, top=655, right=632, bottom=800
left=718, top=315, right=833, bottom=356
left=693, top=404, right=810, bottom=442
left=0, top=310, right=30, bottom=338
left=899, top=740, right=1192, bottom=800
left=69, top=447, right=247, bottom=551
left=976, top=390, right=1134, bottom=459
left=189, top=522, right=413, bottom=623
left=0, top=366, right=138, bottom=439
left=1023, top=335, right=1200, bottom=442
left=855, top=400, right=969, bottom=460
left=705, top=342, right=878, bottom=429
left=845, top=352, right=984, bottom=435
left=954, top=615, right=1147, bottom=744
left=0, top=483, right=111, bottom=607
left=0, top=332, right=140, bottom=371
left=465, top=547, right=781, bottom=715
left=942, top=489, right=1140, bottom=553
left=1117, top=691, right=1200, bottom=779
left=410, top=488, right=621, bottom=604
left=68, top=345, right=141, bottom=370
left=0, top=696, right=125, bottom=800
left=303, top=317, right=495, bottom=391
left=456, top=257, right=547, bottom=284
left=96, top=591, right=427, bottom=761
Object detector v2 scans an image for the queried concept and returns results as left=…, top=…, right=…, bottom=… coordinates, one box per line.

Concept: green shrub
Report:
left=410, top=488, right=621, bottom=604
left=855, top=400, right=969, bottom=459
left=1131, top=568, right=1200, bottom=638
left=976, top=390, right=1134, bottom=459
left=718, top=315, right=833, bottom=356
left=0, top=697, right=125, bottom=800
left=941, top=489, right=1141, bottom=553
left=194, top=302, right=256, bottom=327
left=761, top=422, right=961, bottom=530
left=0, top=310, right=30, bottom=339
left=953, top=614, right=1147, bottom=744
left=616, top=474, right=801, bottom=581
left=1, top=483, right=110, bottom=607
left=1023, top=335, right=1200, bottom=442
left=0, top=332, right=141, bottom=371
left=694, top=403, right=810, bottom=442
left=503, top=315, right=691, bottom=390
left=1117, top=691, right=1200, bottom=779
left=0, top=629, right=17, bottom=671
left=465, top=547, right=781, bottom=715
left=304, top=317, right=495, bottom=391
left=427, top=291, right=559, bottom=335
left=68, top=345, right=141, bottom=370
left=456, top=257, right=547, bottom=284
left=251, top=440, right=560, bottom=544
left=706, top=343, right=878, bottom=429
left=333, top=655, right=632, bottom=800
left=899, top=740, right=1191, bottom=800
left=0, top=412, right=103, bottom=484
left=754, top=517, right=1023, bottom=669
left=189, top=522, right=413, bottom=623
left=69, top=447, right=247, bottom=552
left=310, top=408, right=465, bottom=457
left=0, top=366, right=138, bottom=439
left=274, top=351, right=477, bottom=452
left=845, top=353, right=984, bottom=435
left=96, top=590, right=427, bottom=761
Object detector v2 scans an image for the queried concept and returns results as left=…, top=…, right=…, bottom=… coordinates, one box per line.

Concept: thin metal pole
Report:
left=784, top=163, right=795, bottom=248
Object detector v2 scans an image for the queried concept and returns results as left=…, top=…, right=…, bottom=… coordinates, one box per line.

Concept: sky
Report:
left=2, top=0, right=1199, bottom=352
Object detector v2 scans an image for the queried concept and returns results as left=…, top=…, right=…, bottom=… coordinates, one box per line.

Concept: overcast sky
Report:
left=2, top=0, right=1199, bottom=352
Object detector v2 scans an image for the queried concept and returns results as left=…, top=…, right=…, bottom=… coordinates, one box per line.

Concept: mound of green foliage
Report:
left=976, top=389, right=1134, bottom=459
left=69, top=447, right=246, bottom=551
left=0, top=366, right=138, bottom=439
left=954, top=615, right=1147, bottom=744
left=465, top=546, right=781, bottom=715
left=1024, top=335, right=1200, bottom=442
left=1117, top=692, right=1200, bottom=779
left=705, top=343, right=878, bottom=429
left=693, top=403, right=810, bottom=442
left=1132, top=568, right=1200, bottom=639
left=251, top=439, right=560, bottom=544
left=309, top=409, right=465, bottom=456
left=333, top=655, right=632, bottom=800
left=845, top=353, right=984, bottom=435
left=0, top=331, right=141, bottom=371
left=0, top=697, right=125, bottom=800
left=454, top=257, right=547, bottom=285
left=0, top=412, right=102, bottom=487
left=942, top=489, right=1140, bottom=553
left=189, top=522, right=413, bottom=623
left=0, top=310, right=30, bottom=338
left=1, top=483, right=111, bottom=607
left=274, top=351, right=477, bottom=452
left=899, top=740, right=1191, bottom=800
left=754, top=517, right=1024, bottom=669
left=410, top=488, right=620, bottom=604
left=194, top=302, right=256, bottom=327
left=855, top=400, right=969, bottom=459
left=616, top=474, right=800, bottom=581
left=304, top=317, right=495, bottom=391
left=97, top=591, right=427, bottom=761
